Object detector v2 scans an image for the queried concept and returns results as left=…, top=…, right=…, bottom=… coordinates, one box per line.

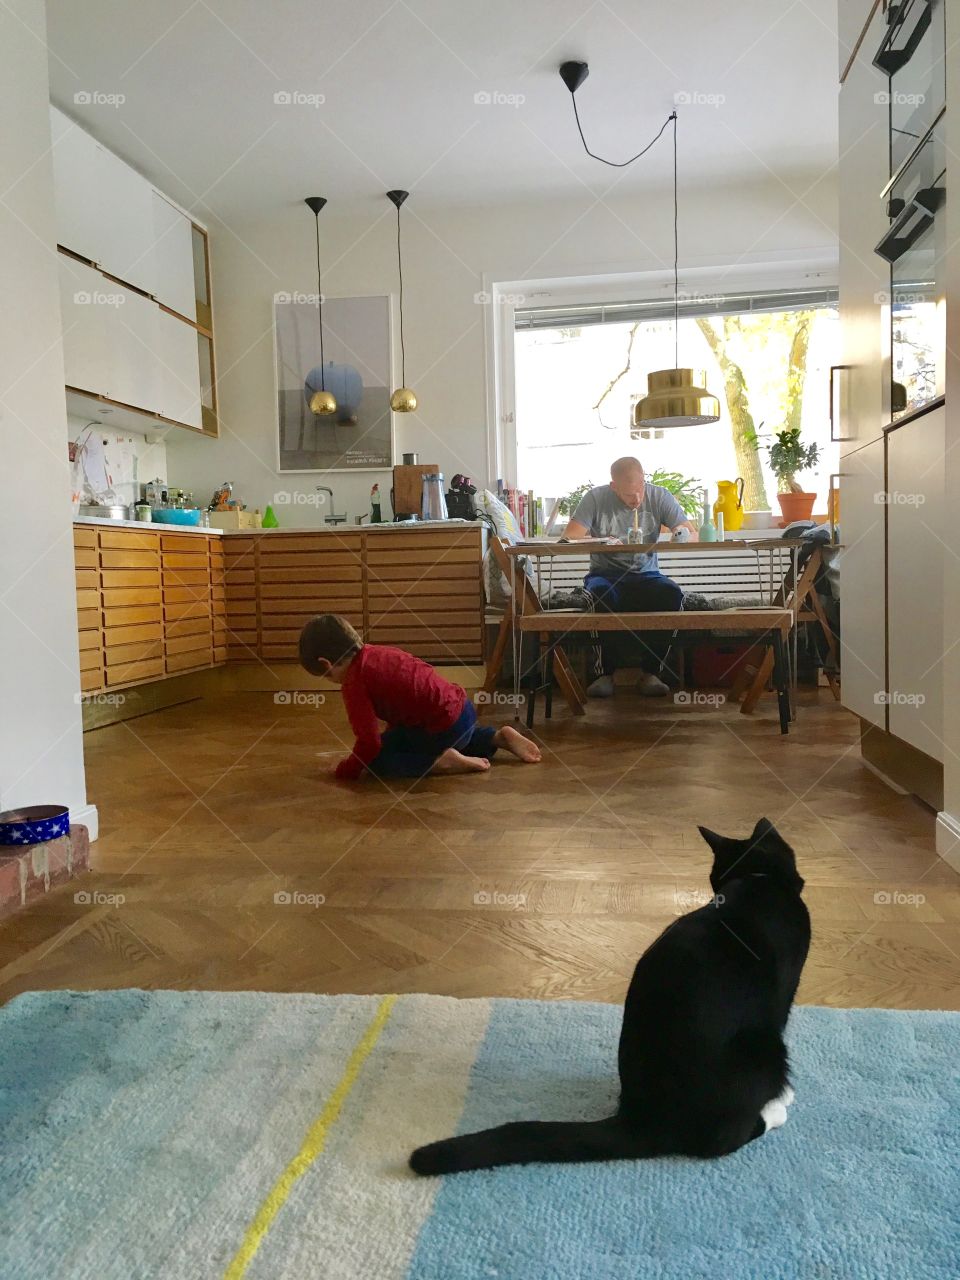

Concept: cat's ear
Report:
left=698, top=825, right=725, bottom=853
left=752, top=817, right=787, bottom=846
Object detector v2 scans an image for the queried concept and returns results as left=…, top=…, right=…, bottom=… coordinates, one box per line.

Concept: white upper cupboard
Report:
left=156, top=309, right=202, bottom=428
left=151, top=191, right=197, bottom=320
left=49, top=107, right=103, bottom=267
left=50, top=105, right=208, bottom=429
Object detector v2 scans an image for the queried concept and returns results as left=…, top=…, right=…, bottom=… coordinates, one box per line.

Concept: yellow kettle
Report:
left=713, top=478, right=745, bottom=531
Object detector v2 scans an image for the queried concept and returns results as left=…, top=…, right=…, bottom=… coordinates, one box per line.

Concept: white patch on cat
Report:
left=778, top=1084, right=795, bottom=1108
left=761, top=1098, right=788, bottom=1132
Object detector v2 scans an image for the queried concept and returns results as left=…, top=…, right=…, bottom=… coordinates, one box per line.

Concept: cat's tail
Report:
left=409, top=1115, right=656, bottom=1176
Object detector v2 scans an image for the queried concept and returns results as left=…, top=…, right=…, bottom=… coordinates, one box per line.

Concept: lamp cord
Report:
left=569, top=95, right=681, bottom=359
left=570, top=94, right=675, bottom=168
left=314, top=213, right=325, bottom=391
left=672, top=112, right=679, bottom=369
left=395, top=203, right=406, bottom=385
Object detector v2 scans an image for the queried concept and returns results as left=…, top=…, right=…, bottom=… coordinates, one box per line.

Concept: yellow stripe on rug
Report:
left=224, top=994, right=398, bottom=1280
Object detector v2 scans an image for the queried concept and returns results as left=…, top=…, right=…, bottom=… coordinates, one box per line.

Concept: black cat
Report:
left=410, top=818, right=810, bottom=1175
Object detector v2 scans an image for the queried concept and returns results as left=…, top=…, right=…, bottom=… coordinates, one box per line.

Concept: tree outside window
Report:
left=514, top=306, right=839, bottom=519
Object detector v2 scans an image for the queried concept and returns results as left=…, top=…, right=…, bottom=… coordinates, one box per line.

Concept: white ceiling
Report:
left=45, top=0, right=839, bottom=224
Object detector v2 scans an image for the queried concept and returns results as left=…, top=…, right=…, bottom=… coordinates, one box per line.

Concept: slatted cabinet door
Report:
left=223, top=537, right=259, bottom=661
left=161, top=533, right=215, bottom=674
left=99, top=529, right=164, bottom=686
left=257, top=532, right=363, bottom=661
left=365, top=528, right=483, bottom=662
left=74, top=526, right=105, bottom=693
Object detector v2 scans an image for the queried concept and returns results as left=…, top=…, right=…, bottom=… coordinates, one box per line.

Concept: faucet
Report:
left=315, top=485, right=347, bottom=525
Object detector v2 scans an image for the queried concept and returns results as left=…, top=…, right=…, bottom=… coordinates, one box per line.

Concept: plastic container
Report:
left=151, top=508, right=202, bottom=526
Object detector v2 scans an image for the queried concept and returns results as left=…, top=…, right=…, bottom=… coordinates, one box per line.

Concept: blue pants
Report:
left=584, top=570, right=684, bottom=677
left=369, top=700, right=498, bottom=779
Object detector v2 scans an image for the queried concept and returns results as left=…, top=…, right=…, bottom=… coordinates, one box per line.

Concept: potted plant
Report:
left=764, top=428, right=820, bottom=526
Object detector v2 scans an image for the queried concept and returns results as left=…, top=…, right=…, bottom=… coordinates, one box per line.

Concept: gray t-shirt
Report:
left=570, top=482, right=685, bottom=576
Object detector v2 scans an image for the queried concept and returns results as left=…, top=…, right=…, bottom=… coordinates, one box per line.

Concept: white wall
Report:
left=0, top=0, right=94, bottom=833
left=164, top=174, right=838, bottom=524
left=937, top=23, right=960, bottom=871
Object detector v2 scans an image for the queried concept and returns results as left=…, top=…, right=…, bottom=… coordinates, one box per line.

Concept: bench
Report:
left=483, top=537, right=838, bottom=735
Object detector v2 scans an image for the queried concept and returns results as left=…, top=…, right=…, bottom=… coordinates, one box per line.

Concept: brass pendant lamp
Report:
left=304, top=196, right=336, bottom=416
left=634, top=115, right=719, bottom=428
left=558, top=61, right=719, bottom=429
left=387, top=189, right=417, bottom=413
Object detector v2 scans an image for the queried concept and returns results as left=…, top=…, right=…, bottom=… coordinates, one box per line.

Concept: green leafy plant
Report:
left=557, top=481, right=595, bottom=518
left=747, top=426, right=820, bottom=493
left=648, top=469, right=703, bottom=519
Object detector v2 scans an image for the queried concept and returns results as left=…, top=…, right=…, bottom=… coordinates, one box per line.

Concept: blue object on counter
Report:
left=0, top=804, right=70, bottom=847
left=151, top=508, right=202, bottom=526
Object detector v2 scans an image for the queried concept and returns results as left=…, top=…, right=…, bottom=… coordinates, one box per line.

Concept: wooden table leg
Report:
left=771, top=631, right=791, bottom=735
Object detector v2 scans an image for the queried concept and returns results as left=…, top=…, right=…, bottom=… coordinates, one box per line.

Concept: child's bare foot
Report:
left=430, top=748, right=491, bottom=776
left=493, top=725, right=542, bottom=762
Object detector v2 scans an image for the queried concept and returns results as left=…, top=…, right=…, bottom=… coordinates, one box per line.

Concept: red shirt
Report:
left=335, top=644, right=466, bottom=779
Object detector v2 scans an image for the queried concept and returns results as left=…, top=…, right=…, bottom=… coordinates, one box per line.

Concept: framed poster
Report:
left=275, top=293, right=394, bottom=472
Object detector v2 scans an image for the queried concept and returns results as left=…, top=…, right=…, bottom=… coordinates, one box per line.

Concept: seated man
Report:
left=563, top=457, right=697, bottom=697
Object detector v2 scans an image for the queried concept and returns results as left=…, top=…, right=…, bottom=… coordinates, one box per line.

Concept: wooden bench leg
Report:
left=552, top=645, right=586, bottom=715
left=739, top=648, right=775, bottom=716
left=730, top=643, right=765, bottom=702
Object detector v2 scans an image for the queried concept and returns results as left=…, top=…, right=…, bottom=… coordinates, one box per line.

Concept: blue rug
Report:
left=0, top=991, right=957, bottom=1279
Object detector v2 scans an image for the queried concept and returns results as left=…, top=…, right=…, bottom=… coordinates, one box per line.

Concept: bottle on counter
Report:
left=370, top=483, right=382, bottom=524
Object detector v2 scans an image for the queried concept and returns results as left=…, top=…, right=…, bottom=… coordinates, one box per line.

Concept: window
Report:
left=513, top=289, right=839, bottom=521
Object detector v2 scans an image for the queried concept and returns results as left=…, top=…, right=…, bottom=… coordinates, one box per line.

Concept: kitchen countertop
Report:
left=73, top=516, right=478, bottom=535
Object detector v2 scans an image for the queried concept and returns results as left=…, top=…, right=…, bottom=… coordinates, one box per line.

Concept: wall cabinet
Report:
left=152, top=191, right=197, bottom=320
left=886, top=406, right=945, bottom=760
left=107, top=284, right=160, bottom=411
left=50, top=108, right=104, bottom=267
left=51, top=105, right=216, bottom=435
left=156, top=308, right=202, bottom=427
left=97, top=146, right=157, bottom=296
left=59, top=256, right=112, bottom=399
left=837, top=0, right=891, bottom=456
left=839, top=436, right=887, bottom=727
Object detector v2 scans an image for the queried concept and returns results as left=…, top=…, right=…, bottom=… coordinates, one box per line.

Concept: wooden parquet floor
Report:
left=1, top=689, right=959, bottom=1009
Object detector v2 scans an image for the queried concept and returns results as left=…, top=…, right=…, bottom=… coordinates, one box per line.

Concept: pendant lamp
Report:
left=304, top=196, right=336, bottom=417
left=634, top=116, right=719, bottom=428
left=387, top=189, right=417, bottom=413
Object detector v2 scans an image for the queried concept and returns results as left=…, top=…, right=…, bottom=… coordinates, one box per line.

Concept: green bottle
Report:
left=262, top=504, right=279, bottom=529
left=698, top=488, right=717, bottom=543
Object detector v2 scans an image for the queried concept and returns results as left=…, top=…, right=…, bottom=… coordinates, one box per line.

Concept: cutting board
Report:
left=392, top=463, right=438, bottom=517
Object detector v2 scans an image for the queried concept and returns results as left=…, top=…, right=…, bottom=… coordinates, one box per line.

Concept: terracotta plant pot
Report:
left=776, top=491, right=816, bottom=527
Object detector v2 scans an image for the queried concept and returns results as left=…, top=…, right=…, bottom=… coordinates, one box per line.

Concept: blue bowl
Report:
left=0, top=805, right=70, bottom=847
left=152, top=508, right=202, bottom=526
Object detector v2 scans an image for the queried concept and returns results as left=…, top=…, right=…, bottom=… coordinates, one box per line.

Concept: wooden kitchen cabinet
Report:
left=366, top=529, right=483, bottom=660
left=73, top=525, right=228, bottom=696
left=75, top=525, right=485, bottom=700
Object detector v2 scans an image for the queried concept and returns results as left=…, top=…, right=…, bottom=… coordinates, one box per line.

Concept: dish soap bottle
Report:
left=698, top=488, right=717, bottom=543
